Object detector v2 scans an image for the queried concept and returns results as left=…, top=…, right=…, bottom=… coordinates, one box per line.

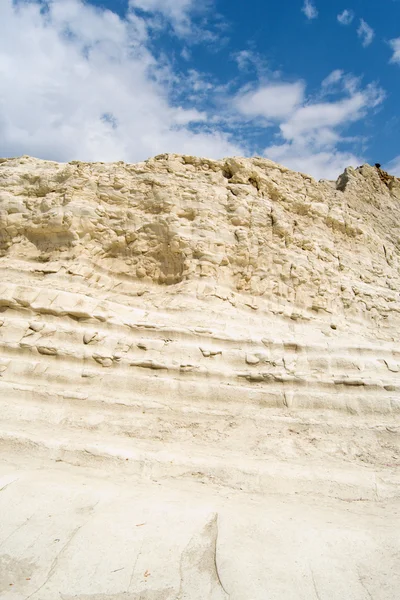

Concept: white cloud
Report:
left=235, top=50, right=257, bottom=71
left=128, top=0, right=208, bottom=36
left=0, top=1, right=388, bottom=182
left=0, top=0, right=243, bottom=163
left=263, top=75, right=385, bottom=179
left=235, top=82, right=305, bottom=120
left=321, top=70, right=344, bottom=89
left=302, top=0, right=318, bottom=20
left=281, top=84, right=383, bottom=140
left=234, top=50, right=268, bottom=75
left=386, top=156, right=400, bottom=176
left=357, top=19, right=374, bottom=47
left=266, top=145, right=361, bottom=180
left=320, top=71, right=364, bottom=100
left=337, top=9, right=354, bottom=26
left=389, top=37, right=400, bottom=64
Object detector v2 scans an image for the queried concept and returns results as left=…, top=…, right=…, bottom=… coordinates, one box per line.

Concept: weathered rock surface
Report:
left=0, top=154, right=399, bottom=599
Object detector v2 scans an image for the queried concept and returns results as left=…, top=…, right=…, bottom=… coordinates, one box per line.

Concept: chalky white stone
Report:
left=0, top=154, right=399, bottom=599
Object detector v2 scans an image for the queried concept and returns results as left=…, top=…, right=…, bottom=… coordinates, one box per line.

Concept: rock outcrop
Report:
left=0, top=155, right=399, bottom=599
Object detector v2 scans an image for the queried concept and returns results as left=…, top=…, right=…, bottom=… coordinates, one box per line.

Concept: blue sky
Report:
left=1, top=0, right=399, bottom=178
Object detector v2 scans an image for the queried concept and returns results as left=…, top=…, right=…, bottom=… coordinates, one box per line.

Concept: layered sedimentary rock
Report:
left=0, top=155, right=399, bottom=599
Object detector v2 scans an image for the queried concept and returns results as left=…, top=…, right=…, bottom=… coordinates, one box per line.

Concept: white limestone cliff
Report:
left=0, top=154, right=399, bottom=599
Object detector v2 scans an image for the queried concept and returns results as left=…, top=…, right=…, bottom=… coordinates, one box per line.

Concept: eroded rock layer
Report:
left=0, top=155, right=399, bottom=599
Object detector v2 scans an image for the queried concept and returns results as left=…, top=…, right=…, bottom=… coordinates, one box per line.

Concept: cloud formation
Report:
left=357, top=19, right=374, bottom=47
left=0, top=0, right=388, bottom=181
left=389, top=37, right=400, bottom=64
left=337, top=9, right=354, bottom=26
left=321, top=70, right=344, bottom=89
left=232, top=68, right=385, bottom=179
left=262, top=71, right=385, bottom=179
left=0, top=0, right=242, bottom=163
left=386, top=155, right=400, bottom=176
left=302, top=0, right=318, bottom=20
left=128, top=0, right=203, bottom=35
left=235, top=82, right=305, bottom=120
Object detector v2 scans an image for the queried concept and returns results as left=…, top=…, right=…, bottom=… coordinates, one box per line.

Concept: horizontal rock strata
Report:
left=0, top=154, right=399, bottom=599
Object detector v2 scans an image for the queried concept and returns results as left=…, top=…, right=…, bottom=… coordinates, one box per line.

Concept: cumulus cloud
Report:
left=263, top=75, right=385, bottom=179
left=302, top=0, right=318, bottom=20
left=386, top=155, right=400, bottom=176
left=281, top=84, right=384, bottom=140
left=389, top=37, right=400, bottom=64
left=235, top=82, right=305, bottom=120
left=357, top=19, right=374, bottom=47
left=0, top=0, right=243, bottom=163
left=0, top=0, right=388, bottom=181
left=321, top=70, right=344, bottom=89
left=233, top=50, right=268, bottom=75
left=128, top=0, right=203, bottom=35
left=265, top=145, right=361, bottom=180
left=229, top=65, right=384, bottom=179
left=337, top=9, right=354, bottom=26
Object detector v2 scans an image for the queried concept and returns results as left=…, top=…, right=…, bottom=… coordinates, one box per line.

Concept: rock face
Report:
left=0, top=154, right=399, bottom=599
